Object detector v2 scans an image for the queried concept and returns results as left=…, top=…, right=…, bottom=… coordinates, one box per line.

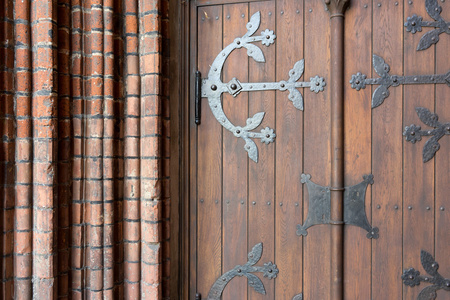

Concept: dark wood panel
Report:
left=343, top=1, right=372, bottom=299
left=222, top=3, right=249, bottom=300
left=274, top=1, right=304, bottom=299
left=196, top=5, right=223, bottom=296
left=371, top=1, right=403, bottom=299
left=403, top=1, right=436, bottom=299
left=303, top=1, right=331, bottom=300
left=435, top=0, right=450, bottom=293
left=248, top=2, right=276, bottom=299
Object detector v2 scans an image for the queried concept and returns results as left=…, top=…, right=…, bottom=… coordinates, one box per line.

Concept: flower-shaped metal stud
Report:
left=402, top=268, right=422, bottom=287
left=404, top=14, right=423, bottom=34
left=349, top=72, right=367, bottom=91
left=261, top=29, right=276, bottom=46
left=263, top=262, right=279, bottom=279
left=403, top=124, right=423, bottom=143
left=366, top=227, right=379, bottom=239
left=260, top=127, right=276, bottom=144
left=309, top=75, right=326, bottom=93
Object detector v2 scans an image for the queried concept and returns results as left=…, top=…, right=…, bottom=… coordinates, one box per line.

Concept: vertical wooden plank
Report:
left=403, top=1, right=435, bottom=299
left=275, top=1, right=304, bottom=299
left=343, top=1, right=372, bottom=299
left=222, top=4, right=249, bottom=300
left=196, top=4, right=223, bottom=297
left=435, top=0, right=450, bottom=294
left=371, top=1, right=403, bottom=300
left=303, top=1, right=330, bottom=299
left=248, top=2, right=275, bottom=299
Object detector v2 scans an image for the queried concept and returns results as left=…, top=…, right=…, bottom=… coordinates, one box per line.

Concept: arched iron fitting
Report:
left=350, top=54, right=450, bottom=109
left=206, top=243, right=278, bottom=300
left=200, top=11, right=326, bottom=162
left=404, top=0, right=450, bottom=51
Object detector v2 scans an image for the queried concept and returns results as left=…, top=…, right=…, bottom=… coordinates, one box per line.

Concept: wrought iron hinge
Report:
left=201, top=11, right=326, bottom=162
left=402, top=250, right=450, bottom=299
left=195, top=70, right=202, bottom=125
left=206, top=243, right=278, bottom=300
left=296, top=174, right=379, bottom=239
left=350, top=55, right=450, bottom=109
left=404, top=107, right=450, bottom=163
left=405, top=0, right=450, bottom=51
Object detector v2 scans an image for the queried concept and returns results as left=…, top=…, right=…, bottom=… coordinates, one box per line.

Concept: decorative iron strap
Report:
left=403, top=107, right=450, bottom=163
left=201, top=11, right=326, bottom=162
left=296, top=174, right=378, bottom=239
left=402, top=250, right=450, bottom=299
left=405, top=0, right=450, bottom=51
left=206, top=243, right=278, bottom=300
left=350, top=55, right=450, bottom=109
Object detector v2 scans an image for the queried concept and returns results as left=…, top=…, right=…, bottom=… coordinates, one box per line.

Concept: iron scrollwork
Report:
left=296, top=174, right=378, bottom=239
left=202, top=11, right=326, bottom=162
left=206, top=243, right=278, bottom=300
left=405, top=0, right=450, bottom=51
left=350, top=55, right=450, bottom=108
left=402, top=250, right=450, bottom=300
left=403, top=107, right=450, bottom=163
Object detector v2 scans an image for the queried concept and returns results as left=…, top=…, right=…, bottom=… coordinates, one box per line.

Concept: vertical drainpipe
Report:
left=323, top=1, right=349, bottom=300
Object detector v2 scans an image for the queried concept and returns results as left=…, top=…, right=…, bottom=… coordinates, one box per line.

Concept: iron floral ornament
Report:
left=403, top=107, right=450, bottom=163
left=404, top=0, right=450, bottom=50
left=402, top=250, right=450, bottom=300
left=350, top=55, right=450, bottom=108
left=201, top=11, right=326, bottom=162
left=206, top=243, right=278, bottom=300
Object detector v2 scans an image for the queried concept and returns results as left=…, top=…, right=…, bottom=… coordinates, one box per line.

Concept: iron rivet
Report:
left=432, top=263, right=437, bottom=268
left=408, top=206, right=412, bottom=210
left=409, top=0, right=413, bottom=4
left=263, top=84, right=266, bottom=88
left=266, top=35, right=270, bottom=39
left=446, top=281, right=450, bottom=287
left=435, top=7, right=439, bottom=11
left=231, top=83, right=237, bottom=90
left=315, top=82, right=320, bottom=86
left=281, top=83, right=285, bottom=88
left=269, top=12, right=272, bottom=16
left=222, top=277, right=226, bottom=281
left=226, top=200, right=230, bottom=204
left=250, top=85, right=253, bottom=89
left=296, top=10, right=300, bottom=14
left=411, top=131, right=415, bottom=136
left=215, top=200, right=218, bottom=204
left=227, top=15, right=230, bottom=19
left=200, top=199, right=204, bottom=203
left=364, top=4, right=368, bottom=8
left=424, top=277, right=429, bottom=281
left=445, top=126, right=450, bottom=132
left=281, top=11, right=284, bottom=15
left=241, top=14, right=245, bottom=18
left=246, top=145, right=250, bottom=149
left=222, top=53, right=226, bottom=56
left=309, top=8, right=312, bottom=12
left=221, top=118, right=225, bottom=122
left=378, top=3, right=381, bottom=7
left=382, top=92, right=387, bottom=96
left=414, top=77, right=418, bottom=81
left=394, top=205, right=399, bottom=210
left=215, top=16, right=219, bottom=20
left=267, top=202, right=271, bottom=205
left=248, top=24, right=252, bottom=28
left=202, top=17, right=205, bottom=21
left=268, top=269, right=272, bottom=273
left=236, top=130, right=240, bottom=134
left=433, top=145, right=438, bottom=150
left=411, top=21, right=416, bottom=26
left=409, top=275, right=414, bottom=280
left=236, top=41, right=240, bottom=45
left=432, top=37, right=436, bottom=41
left=355, top=80, right=360, bottom=84
left=237, top=269, right=241, bottom=273
left=211, top=84, right=217, bottom=91
left=249, top=254, right=253, bottom=258
left=393, top=78, right=398, bottom=83
left=440, top=206, right=445, bottom=211
left=426, top=206, right=431, bottom=210
left=395, top=1, right=398, bottom=5
left=266, top=134, right=270, bottom=138
left=252, top=201, right=256, bottom=205
left=295, top=203, right=299, bottom=207
left=241, top=200, right=244, bottom=205
left=428, top=131, right=432, bottom=134
left=377, top=205, right=381, bottom=209
left=279, top=202, right=283, bottom=206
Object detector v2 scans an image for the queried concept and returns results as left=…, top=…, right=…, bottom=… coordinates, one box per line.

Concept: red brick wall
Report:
left=0, top=0, right=171, bottom=298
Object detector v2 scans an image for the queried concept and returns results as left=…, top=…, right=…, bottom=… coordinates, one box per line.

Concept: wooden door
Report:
left=184, top=0, right=449, bottom=299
